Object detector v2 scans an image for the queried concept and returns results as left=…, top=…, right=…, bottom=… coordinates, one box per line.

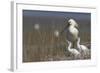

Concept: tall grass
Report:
left=23, top=29, right=91, bottom=62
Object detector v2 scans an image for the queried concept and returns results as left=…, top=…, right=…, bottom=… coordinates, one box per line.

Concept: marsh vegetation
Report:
left=23, top=10, right=91, bottom=62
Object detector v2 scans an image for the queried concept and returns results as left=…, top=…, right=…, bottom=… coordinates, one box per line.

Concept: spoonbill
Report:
left=66, top=40, right=80, bottom=59
left=66, top=19, right=79, bottom=48
left=77, top=37, right=89, bottom=56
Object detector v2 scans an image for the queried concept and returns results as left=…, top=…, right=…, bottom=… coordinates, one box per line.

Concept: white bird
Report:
left=66, top=40, right=80, bottom=59
left=77, top=37, right=89, bottom=56
left=66, top=19, right=79, bottom=48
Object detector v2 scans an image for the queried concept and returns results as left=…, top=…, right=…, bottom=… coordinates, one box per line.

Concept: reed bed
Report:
left=23, top=30, right=91, bottom=62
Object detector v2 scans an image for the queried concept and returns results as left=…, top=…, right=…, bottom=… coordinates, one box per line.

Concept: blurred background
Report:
left=23, top=10, right=91, bottom=62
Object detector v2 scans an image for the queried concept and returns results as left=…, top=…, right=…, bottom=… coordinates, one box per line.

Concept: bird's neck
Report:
left=70, top=25, right=75, bottom=27
left=77, top=38, right=81, bottom=49
left=68, top=42, right=72, bottom=51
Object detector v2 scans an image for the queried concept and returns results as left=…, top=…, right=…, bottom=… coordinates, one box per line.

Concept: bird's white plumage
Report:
left=67, top=40, right=80, bottom=57
left=77, top=37, right=89, bottom=55
left=67, top=19, right=79, bottom=41
left=68, top=24, right=79, bottom=40
left=68, top=19, right=78, bottom=28
left=66, top=19, right=79, bottom=48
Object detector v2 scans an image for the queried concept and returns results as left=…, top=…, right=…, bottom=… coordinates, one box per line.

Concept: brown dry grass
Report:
left=23, top=30, right=91, bottom=62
